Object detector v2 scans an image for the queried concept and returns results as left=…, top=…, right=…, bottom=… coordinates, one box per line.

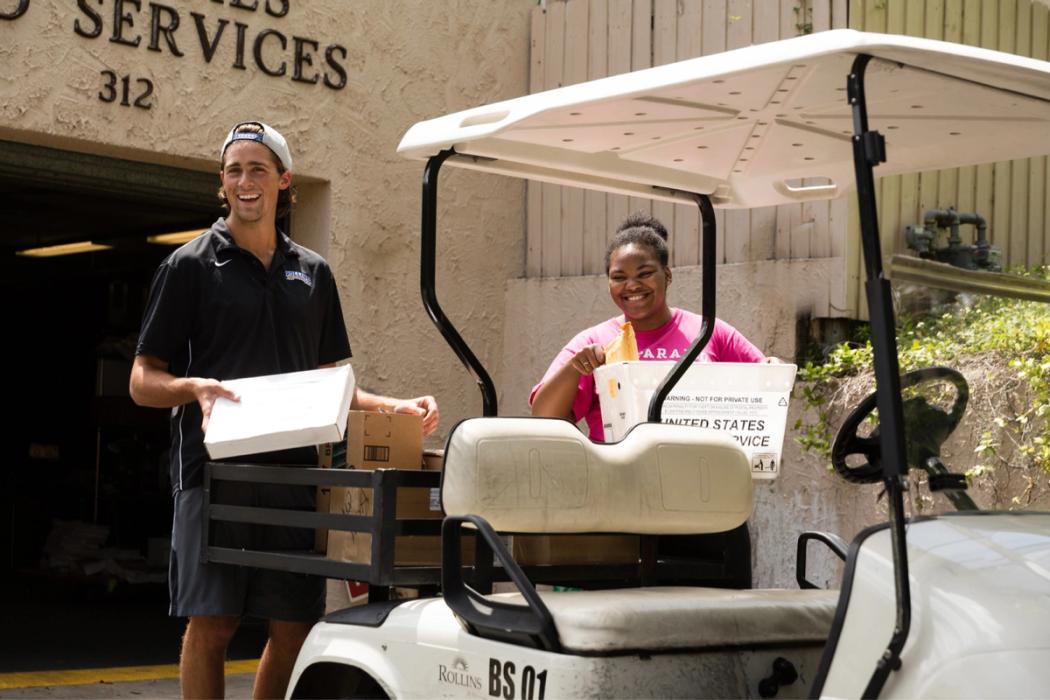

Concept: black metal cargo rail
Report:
left=202, top=462, right=447, bottom=588
left=201, top=461, right=752, bottom=597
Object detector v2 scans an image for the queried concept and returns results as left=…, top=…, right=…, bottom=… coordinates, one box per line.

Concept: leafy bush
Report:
left=795, top=267, right=1050, bottom=488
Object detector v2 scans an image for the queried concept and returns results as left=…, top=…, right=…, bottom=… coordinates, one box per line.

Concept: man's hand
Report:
left=392, top=395, right=440, bottom=437
left=192, top=378, right=240, bottom=432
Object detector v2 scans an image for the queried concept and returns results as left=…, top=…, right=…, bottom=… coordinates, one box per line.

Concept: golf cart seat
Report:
left=440, top=417, right=838, bottom=653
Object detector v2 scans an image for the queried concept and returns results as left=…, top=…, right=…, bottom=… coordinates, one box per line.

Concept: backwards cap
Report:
left=220, top=121, right=293, bottom=171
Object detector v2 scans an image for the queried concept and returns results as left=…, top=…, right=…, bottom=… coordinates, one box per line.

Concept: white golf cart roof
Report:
left=398, top=29, right=1050, bottom=209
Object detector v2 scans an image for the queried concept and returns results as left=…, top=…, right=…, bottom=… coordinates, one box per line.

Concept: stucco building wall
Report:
left=3, top=2, right=884, bottom=589
left=0, top=0, right=532, bottom=436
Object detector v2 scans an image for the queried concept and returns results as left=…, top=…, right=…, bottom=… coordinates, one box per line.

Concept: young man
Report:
left=130, top=121, right=438, bottom=699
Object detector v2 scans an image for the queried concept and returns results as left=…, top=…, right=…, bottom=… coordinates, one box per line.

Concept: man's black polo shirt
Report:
left=137, top=218, right=352, bottom=492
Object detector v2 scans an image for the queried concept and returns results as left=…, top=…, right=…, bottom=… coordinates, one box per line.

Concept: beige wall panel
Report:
left=804, top=2, right=833, bottom=261
left=724, top=0, right=752, bottom=265
left=542, top=0, right=567, bottom=278
left=627, top=0, right=654, bottom=217
left=937, top=0, right=962, bottom=211
left=527, top=7, right=547, bottom=279
left=651, top=0, right=678, bottom=255
left=584, top=0, right=610, bottom=275
left=703, top=0, right=728, bottom=261
left=562, top=0, right=589, bottom=277
left=673, top=0, right=704, bottom=268
left=1033, top=2, right=1049, bottom=267
left=606, top=0, right=632, bottom=250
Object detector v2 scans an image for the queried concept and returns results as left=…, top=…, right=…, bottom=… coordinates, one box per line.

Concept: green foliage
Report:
left=793, top=1, right=813, bottom=35
left=795, top=267, right=1050, bottom=481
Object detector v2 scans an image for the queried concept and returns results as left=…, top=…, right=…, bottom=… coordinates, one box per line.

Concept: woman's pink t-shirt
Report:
left=530, top=308, right=765, bottom=441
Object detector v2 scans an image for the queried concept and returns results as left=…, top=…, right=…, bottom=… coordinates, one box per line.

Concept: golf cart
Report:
left=276, top=29, right=1050, bottom=698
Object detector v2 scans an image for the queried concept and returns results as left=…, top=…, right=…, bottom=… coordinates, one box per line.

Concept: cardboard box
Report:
left=594, top=361, right=796, bottom=480
left=510, top=534, right=639, bottom=566
left=204, top=364, right=356, bottom=460
left=346, top=411, right=423, bottom=470
left=327, top=531, right=472, bottom=567
left=327, top=411, right=448, bottom=566
left=422, top=448, right=444, bottom=471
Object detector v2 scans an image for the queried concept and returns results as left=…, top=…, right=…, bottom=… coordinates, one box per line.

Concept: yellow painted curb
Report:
left=0, top=659, right=259, bottom=690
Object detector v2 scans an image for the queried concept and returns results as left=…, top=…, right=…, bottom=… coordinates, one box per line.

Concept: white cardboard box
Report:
left=594, top=361, right=796, bottom=480
left=204, top=364, right=356, bottom=460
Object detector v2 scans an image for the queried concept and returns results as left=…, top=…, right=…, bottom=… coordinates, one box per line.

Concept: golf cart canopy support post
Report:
left=647, top=192, right=717, bottom=423
left=421, top=153, right=716, bottom=421
left=421, top=149, right=498, bottom=417
left=848, top=53, right=911, bottom=699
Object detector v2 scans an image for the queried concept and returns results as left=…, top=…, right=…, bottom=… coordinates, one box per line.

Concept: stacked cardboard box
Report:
left=326, top=412, right=455, bottom=567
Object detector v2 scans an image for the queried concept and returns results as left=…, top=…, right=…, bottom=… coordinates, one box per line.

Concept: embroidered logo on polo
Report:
left=285, top=270, right=313, bottom=287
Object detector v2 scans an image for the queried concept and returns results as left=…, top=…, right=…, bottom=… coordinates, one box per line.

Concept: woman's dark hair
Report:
left=605, top=225, right=670, bottom=272
left=617, top=210, right=669, bottom=241
left=605, top=211, right=670, bottom=272
left=218, top=122, right=297, bottom=219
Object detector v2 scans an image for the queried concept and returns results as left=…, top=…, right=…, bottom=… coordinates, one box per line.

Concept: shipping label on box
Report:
left=594, top=361, right=797, bottom=480
left=347, top=411, right=423, bottom=470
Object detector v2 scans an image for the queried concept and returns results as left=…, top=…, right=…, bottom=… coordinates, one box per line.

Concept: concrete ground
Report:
left=0, top=673, right=255, bottom=699
left=0, top=575, right=268, bottom=699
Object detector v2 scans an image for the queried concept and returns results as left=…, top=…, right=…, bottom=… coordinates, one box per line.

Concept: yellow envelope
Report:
left=603, top=322, right=639, bottom=363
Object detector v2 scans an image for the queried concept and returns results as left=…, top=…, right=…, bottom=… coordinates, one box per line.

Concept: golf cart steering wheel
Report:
left=831, top=367, right=969, bottom=484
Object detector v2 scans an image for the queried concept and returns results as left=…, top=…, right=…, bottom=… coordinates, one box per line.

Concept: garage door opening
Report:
left=0, top=140, right=269, bottom=670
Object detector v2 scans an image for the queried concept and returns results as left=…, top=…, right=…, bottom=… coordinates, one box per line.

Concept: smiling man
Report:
left=130, top=121, right=438, bottom=699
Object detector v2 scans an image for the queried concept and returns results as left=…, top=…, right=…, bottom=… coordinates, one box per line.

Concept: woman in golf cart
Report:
left=530, top=212, right=768, bottom=441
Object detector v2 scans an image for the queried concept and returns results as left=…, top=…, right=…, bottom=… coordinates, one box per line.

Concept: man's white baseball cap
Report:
left=220, top=121, right=293, bottom=171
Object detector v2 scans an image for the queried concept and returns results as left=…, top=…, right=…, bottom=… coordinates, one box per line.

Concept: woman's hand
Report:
left=570, top=344, right=606, bottom=376
left=532, top=344, right=605, bottom=420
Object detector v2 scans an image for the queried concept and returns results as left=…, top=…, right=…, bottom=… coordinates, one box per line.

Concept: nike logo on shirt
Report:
left=214, top=260, right=231, bottom=267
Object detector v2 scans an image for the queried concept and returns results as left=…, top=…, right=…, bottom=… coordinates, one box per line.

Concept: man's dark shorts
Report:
left=170, top=482, right=324, bottom=622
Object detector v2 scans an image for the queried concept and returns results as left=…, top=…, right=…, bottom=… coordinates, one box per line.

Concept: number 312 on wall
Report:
left=99, top=70, right=153, bottom=110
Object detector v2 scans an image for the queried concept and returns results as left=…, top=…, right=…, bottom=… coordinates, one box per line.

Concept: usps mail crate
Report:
left=594, top=361, right=797, bottom=480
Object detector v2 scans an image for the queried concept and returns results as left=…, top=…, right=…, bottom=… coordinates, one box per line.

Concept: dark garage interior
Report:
left=0, top=140, right=267, bottom=670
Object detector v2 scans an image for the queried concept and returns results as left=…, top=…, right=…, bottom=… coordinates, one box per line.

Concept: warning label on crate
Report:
left=594, top=362, right=797, bottom=481
left=659, top=391, right=789, bottom=478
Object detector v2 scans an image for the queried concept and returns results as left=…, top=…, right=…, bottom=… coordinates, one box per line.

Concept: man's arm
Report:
left=351, top=387, right=439, bottom=437
left=129, top=354, right=239, bottom=431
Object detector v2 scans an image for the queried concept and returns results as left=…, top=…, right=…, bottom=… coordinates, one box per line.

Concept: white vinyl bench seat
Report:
left=489, top=587, right=839, bottom=653
left=440, top=417, right=834, bottom=656
left=442, top=418, right=754, bottom=534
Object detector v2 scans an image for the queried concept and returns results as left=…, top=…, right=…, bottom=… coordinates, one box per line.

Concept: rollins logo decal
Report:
left=437, top=658, right=483, bottom=690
